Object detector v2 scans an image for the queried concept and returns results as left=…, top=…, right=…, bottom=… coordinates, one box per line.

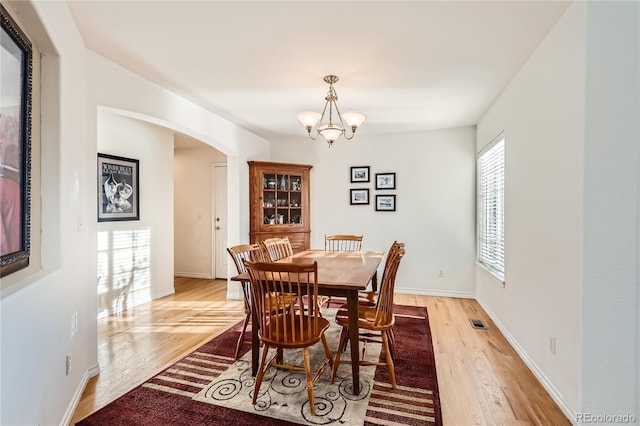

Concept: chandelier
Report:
left=297, top=75, right=366, bottom=147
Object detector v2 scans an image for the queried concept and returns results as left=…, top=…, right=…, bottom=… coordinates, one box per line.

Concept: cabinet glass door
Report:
left=261, top=172, right=303, bottom=225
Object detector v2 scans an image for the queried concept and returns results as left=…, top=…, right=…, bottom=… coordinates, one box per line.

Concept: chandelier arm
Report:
left=317, top=99, right=330, bottom=133
left=343, top=128, right=357, bottom=140
left=333, top=100, right=356, bottom=141
left=332, top=100, right=347, bottom=131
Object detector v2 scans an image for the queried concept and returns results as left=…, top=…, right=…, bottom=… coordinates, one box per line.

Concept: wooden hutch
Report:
left=248, top=161, right=312, bottom=252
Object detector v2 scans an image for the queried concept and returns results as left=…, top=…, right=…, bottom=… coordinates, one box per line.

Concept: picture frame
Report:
left=350, top=188, right=370, bottom=205
left=350, top=166, right=370, bottom=183
left=97, top=153, right=140, bottom=222
left=376, top=195, right=396, bottom=211
left=1, top=6, right=33, bottom=278
left=375, top=172, right=396, bottom=190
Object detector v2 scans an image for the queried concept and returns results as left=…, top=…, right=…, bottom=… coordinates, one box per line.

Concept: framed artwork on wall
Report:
left=97, top=153, right=140, bottom=222
left=350, top=188, right=370, bottom=205
left=376, top=195, right=396, bottom=211
left=350, top=166, right=370, bottom=183
left=1, top=5, right=33, bottom=278
left=375, top=172, right=396, bottom=190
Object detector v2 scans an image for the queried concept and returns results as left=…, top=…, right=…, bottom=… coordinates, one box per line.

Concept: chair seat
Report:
left=265, top=292, right=297, bottom=313
left=260, top=313, right=331, bottom=348
left=335, top=305, right=395, bottom=331
left=357, top=291, right=377, bottom=306
left=319, top=292, right=375, bottom=309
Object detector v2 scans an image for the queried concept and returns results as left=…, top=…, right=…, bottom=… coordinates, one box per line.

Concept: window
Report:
left=477, top=135, right=505, bottom=282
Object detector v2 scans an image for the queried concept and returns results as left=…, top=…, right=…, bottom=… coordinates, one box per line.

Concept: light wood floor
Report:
left=70, top=278, right=570, bottom=425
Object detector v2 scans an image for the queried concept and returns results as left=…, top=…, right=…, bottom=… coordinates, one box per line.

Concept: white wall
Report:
left=581, top=1, right=639, bottom=420
left=272, top=126, right=477, bottom=297
left=97, top=112, right=175, bottom=317
left=477, top=1, right=640, bottom=422
left=174, top=145, right=227, bottom=278
left=476, top=2, right=585, bottom=417
left=0, top=2, right=96, bottom=425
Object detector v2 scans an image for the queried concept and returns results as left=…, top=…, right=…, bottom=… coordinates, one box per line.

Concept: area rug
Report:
left=76, top=305, right=441, bottom=426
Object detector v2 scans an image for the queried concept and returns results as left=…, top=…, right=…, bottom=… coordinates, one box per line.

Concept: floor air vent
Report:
left=469, top=319, right=488, bottom=330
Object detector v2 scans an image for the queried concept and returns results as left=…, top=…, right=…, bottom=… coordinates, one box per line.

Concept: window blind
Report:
left=477, top=138, right=505, bottom=281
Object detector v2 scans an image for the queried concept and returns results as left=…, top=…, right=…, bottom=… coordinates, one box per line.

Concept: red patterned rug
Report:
left=76, top=305, right=441, bottom=426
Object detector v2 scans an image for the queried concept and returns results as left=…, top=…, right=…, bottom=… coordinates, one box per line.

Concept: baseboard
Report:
left=152, top=287, right=176, bottom=300
left=476, top=299, right=577, bottom=425
left=174, top=271, right=214, bottom=279
left=60, top=363, right=100, bottom=426
left=395, top=286, right=475, bottom=299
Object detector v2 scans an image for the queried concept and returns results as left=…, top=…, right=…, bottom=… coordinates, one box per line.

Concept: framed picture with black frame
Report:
left=375, top=194, right=396, bottom=211
left=350, top=188, right=370, bottom=205
left=1, top=5, right=33, bottom=278
left=97, top=153, right=140, bottom=222
left=375, top=172, right=396, bottom=190
left=350, top=166, right=370, bottom=183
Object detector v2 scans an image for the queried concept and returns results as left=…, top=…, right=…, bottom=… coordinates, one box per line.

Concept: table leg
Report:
left=251, top=295, right=259, bottom=376
left=371, top=271, right=378, bottom=292
left=346, top=290, right=361, bottom=394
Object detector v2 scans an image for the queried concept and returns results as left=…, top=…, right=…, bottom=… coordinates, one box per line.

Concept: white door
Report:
left=213, top=164, right=228, bottom=279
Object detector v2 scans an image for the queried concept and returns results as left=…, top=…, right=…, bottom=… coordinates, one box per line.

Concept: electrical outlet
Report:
left=438, top=270, right=444, bottom=278
left=549, top=336, right=556, bottom=355
left=65, top=354, right=72, bottom=376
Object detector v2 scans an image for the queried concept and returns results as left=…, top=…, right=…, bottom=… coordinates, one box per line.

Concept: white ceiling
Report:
left=67, top=1, right=571, bottom=143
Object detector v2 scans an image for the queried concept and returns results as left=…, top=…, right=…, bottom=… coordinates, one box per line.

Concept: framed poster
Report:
left=350, top=188, right=370, bottom=205
left=97, top=153, right=140, bottom=222
left=350, top=166, right=370, bottom=183
left=375, top=172, right=396, bottom=190
left=1, top=5, right=33, bottom=278
left=375, top=195, right=396, bottom=212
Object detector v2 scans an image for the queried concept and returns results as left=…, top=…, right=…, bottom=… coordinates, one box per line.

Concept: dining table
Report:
left=231, top=249, right=384, bottom=395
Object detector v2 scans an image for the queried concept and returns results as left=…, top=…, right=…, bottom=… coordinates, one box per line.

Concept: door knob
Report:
left=216, top=226, right=221, bottom=230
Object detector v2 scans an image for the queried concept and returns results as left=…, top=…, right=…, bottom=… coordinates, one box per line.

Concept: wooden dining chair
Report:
left=321, top=234, right=364, bottom=307
left=258, top=236, right=301, bottom=311
left=245, top=260, right=334, bottom=416
left=357, top=240, right=405, bottom=306
left=260, top=237, right=294, bottom=262
left=330, top=247, right=406, bottom=388
left=226, top=243, right=266, bottom=359
left=227, top=243, right=297, bottom=359
left=324, top=234, right=363, bottom=251
left=355, top=241, right=405, bottom=362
